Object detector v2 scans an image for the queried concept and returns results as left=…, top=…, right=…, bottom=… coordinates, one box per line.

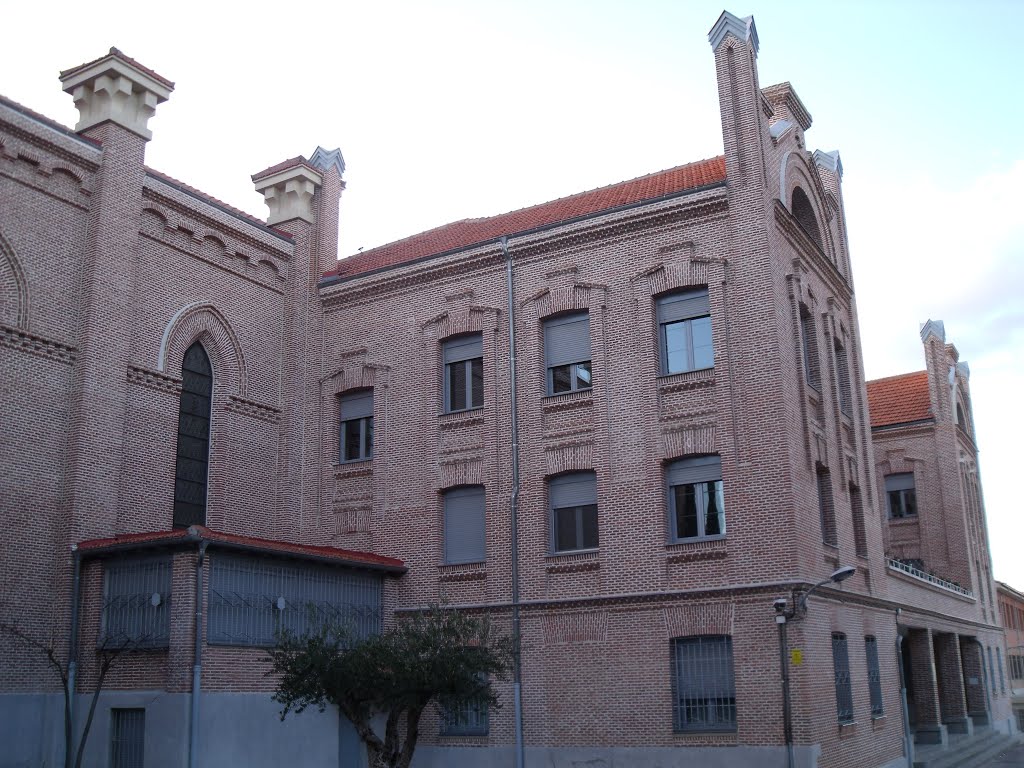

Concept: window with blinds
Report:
left=443, top=486, right=486, bottom=565
left=885, top=473, right=917, bottom=519
left=443, top=334, right=483, bottom=413
left=656, top=289, right=713, bottom=375
left=548, top=472, right=598, bottom=553
left=817, top=466, right=837, bottom=546
left=665, top=455, right=725, bottom=541
left=339, top=389, right=374, bottom=463
left=543, top=313, right=592, bottom=395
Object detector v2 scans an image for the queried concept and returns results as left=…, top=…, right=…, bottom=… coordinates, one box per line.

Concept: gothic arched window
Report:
left=173, top=342, right=212, bottom=528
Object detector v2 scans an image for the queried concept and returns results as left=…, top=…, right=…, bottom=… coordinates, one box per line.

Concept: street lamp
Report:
left=776, top=566, right=856, bottom=768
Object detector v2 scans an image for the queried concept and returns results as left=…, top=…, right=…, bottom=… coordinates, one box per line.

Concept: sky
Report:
left=3, top=0, right=1022, bottom=585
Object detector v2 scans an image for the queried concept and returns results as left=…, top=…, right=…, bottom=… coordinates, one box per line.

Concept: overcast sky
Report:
left=3, top=0, right=1022, bottom=587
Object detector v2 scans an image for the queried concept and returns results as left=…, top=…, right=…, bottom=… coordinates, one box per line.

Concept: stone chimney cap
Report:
left=309, top=146, right=346, bottom=177
left=60, top=47, right=174, bottom=96
left=813, top=150, right=843, bottom=179
left=919, top=319, right=946, bottom=344
left=709, top=11, right=759, bottom=56
left=762, top=82, right=812, bottom=131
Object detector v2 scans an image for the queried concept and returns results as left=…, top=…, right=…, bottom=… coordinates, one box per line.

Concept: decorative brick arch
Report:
left=158, top=303, right=247, bottom=397
left=778, top=150, right=838, bottom=264
left=0, top=228, right=29, bottom=329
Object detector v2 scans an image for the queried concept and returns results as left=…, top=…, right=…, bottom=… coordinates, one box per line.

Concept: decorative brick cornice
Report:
left=126, top=364, right=181, bottom=395
left=225, top=394, right=281, bottom=424
left=0, top=323, right=75, bottom=364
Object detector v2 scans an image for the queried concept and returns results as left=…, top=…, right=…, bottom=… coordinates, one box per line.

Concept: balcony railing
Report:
left=886, top=558, right=974, bottom=598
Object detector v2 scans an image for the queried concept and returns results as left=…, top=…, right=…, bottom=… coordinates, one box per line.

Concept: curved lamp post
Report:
left=776, top=566, right=856, bottom=768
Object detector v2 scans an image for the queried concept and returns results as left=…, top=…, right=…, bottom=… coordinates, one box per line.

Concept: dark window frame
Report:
left=834, top=339, right=852, bottom=417
left=817, top=466, right=837, bottom=546
left=173, top=341, right=212, bottom=528
left=440, top=677, right=490, bottom=736
left=656, top=289, right=714, bottom=376
left=800, top=305, right=821, bottom=391
left=339, top=389, right=374, bottom=463
left=670, top=635, right=737, bottom=733
left=548, top=471, right=599, bottom=554
left=666, top=455, right=726, bottom=542
left=885, top=473, right=917, bottom=519
left=443, top=334, right=484, bottom=414
left=543, top=312, right=593, bottom=395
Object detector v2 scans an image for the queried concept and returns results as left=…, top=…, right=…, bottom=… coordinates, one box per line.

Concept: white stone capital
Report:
left=60, top=51, right=173, bottom=140
left=254, top=166, right=323, bottom=225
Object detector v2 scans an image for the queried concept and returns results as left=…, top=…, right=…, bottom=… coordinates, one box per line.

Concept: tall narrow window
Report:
left=850, top=484, right=867, bottom=557
left=792, top=187, right=823, bottom=252
left=832, top=633, right=854, bottom=723
left=549, top=472, right=598, bottom=553
left=799, top=305, right=821, bottom=390
left=173, top=342, right=212, bottom=528
left=339, top=390, right=373, bottom=463
left=657, top=289, right=713, bottom=375
left=443, top=486, right=486, bottom=565
left=885, top=473, right=917, bottom=519
left=998, top=650, right=1007, bottom=694
left=671, top=635, right=737, bottom=732
left=443, top=334, right=483, bottom=413
left=834, top=340, right=852, bottom=416
left=817, top=466, right=837, bottom=546
left=865, top=635, right=884, bottom=717
left=666, top=455, right=725, bottom=541
left=543, top=313, right=592, bottom=395
left=110, top=708, right=145, bottom=768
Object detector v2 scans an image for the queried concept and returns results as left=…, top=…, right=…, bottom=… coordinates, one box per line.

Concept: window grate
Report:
left=101, top=557, right=171, bottom=648
left=671, top=635, right=736, bottom=732
left=440, top=694, right=489, bottom=736
left=832, top=633, right=854, bottom=723
left=865, top=635, right=884, bottom=717
left=208, top=554, right=382, bottom=646
left=110, top=708, right=145, bottom=768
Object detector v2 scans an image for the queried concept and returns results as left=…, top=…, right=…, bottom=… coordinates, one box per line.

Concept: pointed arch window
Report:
left=173, top=342, right=212, bottom=528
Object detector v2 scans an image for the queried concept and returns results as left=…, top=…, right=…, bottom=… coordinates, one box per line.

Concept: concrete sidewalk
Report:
left=985, top=741, right=1024, bottom=766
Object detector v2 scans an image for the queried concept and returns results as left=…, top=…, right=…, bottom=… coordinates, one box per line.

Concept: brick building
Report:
left=0, top=11, right=1014, bottom=768
left=997, top=582, right=1024, bottom=732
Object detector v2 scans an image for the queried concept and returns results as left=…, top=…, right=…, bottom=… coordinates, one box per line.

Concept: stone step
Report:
left=913, top=731, right=1016, bottom=768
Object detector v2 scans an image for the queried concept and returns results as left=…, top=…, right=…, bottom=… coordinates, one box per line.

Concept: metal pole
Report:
left=65, top=547, right=82, bottom=768
left=502, top=236, right=525, bottom=768
left=777, top=615, right=795, bottom=768
left=189, top=540, right=208, bottom=768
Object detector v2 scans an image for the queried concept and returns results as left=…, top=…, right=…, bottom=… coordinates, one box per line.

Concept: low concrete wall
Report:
left=1, top=691, right=366, bottom=768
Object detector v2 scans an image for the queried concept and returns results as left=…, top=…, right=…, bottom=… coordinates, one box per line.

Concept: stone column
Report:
left=908, top=628, right=947, bottom=745
left=961, top=637, right=990, bottom=726
left=935, top=632, right=972, bottom=734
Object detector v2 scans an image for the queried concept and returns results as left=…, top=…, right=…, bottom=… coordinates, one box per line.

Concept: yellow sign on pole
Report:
left=790, top=648, right=803, bottom=665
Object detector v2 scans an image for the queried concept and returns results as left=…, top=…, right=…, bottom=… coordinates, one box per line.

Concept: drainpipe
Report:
left=501, top=235, right=525, bottom=768
left=776, top=612, right=795, bottom=768
left=895, top=634, right=913, bottom=768
left=65, top=545, right=82, bottom=768
left=189, top=539, right=209, bottom=768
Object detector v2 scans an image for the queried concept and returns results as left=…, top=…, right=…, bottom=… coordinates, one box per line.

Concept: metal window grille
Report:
left=101, top=557, right=171, bottom=648
left=1015, top=708, right=1024, bottom=733
left=670, top=635, right=736, bottom=732
left=110, top=708, right=145, bottom=768
left=1009, top=655, right=1024, bottom=680
left=865, top=635, right=884, bottom=717
left=173, top=342, right=212, bottom=528
left=208, top=554, right=382, bottom=646
left=832, top=633, right=854, bottom=723
left=440, top=694, right=489, bottom=736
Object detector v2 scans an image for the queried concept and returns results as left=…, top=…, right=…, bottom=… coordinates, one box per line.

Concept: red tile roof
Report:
left=60, top=47, right=175, bottom=90
left=866, top=370, right=933, bottom=429
left=77, top=525, right=405, bottom=572
left=328, top=155, right=727, bottom=280
left=251, top=156, right=320, bottom=182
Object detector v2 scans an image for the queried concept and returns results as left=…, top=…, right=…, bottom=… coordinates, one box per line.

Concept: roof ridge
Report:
left=463, top=155, right=726, bottom=224
left=866, top=370, right=928, bottom=385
